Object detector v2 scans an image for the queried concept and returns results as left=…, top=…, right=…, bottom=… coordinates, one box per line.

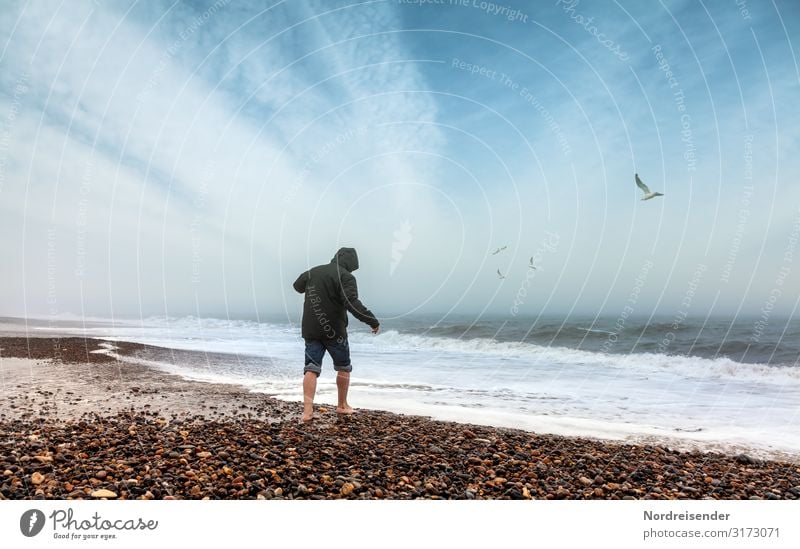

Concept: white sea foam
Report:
left=37, top=315, right=800, bottom=456
left=353, top=329, right=800, bottom=385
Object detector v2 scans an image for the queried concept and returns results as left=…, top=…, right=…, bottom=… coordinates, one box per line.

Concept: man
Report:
left=293, top=247, right=380, bottom=422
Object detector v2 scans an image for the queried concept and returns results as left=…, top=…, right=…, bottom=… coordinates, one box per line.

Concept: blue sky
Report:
left=1, top=0, right=798, bottom=322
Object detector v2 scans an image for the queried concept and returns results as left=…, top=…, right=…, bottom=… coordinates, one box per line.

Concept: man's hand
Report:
left=371, top=325, right=380, bottom=334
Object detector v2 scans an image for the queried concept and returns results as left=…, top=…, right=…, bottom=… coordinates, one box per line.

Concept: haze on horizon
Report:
left=1, top=0, right=799, bottom=325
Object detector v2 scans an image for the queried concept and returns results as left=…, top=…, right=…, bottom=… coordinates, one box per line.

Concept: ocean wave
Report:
left=351, top=330, right=800, bottom=385
left=37, top=315, right=800, bottom=385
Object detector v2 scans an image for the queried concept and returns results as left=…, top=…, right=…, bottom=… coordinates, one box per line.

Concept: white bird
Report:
left=635, top=173, right=663, bottom=200
left=496, top=269, right=506, bottom=279
left=491, top=246, right=507, bottom=255
left=528, top=257, right=537, bottom=270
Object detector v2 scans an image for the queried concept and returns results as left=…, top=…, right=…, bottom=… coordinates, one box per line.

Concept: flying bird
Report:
left=491, top=246, right=508, bottom=255
left=496, top=269, right=506, bottom=279
left=528, top=257, right=537, bottom=270
left=635, top=173, right=663, bottom=200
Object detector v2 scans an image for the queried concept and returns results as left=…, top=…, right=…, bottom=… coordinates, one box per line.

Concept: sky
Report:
left=1, top=0, right=799, bottom=323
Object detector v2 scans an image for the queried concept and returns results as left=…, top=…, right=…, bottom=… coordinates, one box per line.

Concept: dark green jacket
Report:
left=293, top=248, right=379, bottom=340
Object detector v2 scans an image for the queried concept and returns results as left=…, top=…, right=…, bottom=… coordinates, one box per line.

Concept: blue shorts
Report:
left=304, top=338, right=351, bottom=375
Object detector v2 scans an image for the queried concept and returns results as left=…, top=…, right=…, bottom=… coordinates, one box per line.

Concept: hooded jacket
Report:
left=293, top=247, right=379, bottom=340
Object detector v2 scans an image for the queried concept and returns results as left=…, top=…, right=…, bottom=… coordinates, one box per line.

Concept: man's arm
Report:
left=341, top=272, right=379, bottom=328
left=293, top=271, right=310, bottom=293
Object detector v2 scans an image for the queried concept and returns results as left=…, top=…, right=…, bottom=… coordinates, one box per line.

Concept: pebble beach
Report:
left=1, top=335, right=799, bottom=500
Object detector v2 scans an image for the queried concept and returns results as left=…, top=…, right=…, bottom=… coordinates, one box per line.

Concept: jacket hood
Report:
left=331, top=247, right=359, bottom=272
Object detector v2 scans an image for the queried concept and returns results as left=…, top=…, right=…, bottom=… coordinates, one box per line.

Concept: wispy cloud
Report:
left=0, top=0, right=448, bottom=317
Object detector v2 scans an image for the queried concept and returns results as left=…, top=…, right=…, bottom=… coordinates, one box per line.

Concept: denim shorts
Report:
left=304, top=338, right=351, bottom=375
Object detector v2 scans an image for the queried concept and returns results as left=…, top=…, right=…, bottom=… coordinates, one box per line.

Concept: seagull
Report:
left=635, top=173, right=664, bottom=200
left=496, top=269, right=506, bottom=279
left=491, top=246, right=507, bottom=255
left=528, top=257, right=537, bottom=270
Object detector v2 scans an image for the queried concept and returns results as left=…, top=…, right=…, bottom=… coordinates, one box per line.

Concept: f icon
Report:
left=20, top=509, right=45, bottom=537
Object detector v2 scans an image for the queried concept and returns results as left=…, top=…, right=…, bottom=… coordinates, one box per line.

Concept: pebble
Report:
left=0, top=408, right=796, bottom=501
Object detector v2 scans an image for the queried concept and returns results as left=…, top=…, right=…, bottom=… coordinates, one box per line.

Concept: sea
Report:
left=35, top=314, right=800, bottom=459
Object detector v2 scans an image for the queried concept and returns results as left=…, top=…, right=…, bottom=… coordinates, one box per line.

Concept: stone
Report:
left=31, top=472, right=45, bottom=485
left=341, top=482, right=355, bottom=496
left=735, top=454, right=757, bottom=465
left=91, top=489, right=118, bottom=499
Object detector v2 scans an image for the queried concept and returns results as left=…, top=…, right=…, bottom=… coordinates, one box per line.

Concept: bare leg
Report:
left=302, top=371, right=317, bottom=422
left=336, top=371, right=354, bottom=414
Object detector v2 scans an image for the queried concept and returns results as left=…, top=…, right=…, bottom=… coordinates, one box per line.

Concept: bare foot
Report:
left=301, top=412, right=314, bottom=423
left=335, top=405, right=355, bottom=415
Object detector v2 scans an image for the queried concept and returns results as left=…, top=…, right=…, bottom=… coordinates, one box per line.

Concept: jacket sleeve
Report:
left=341, top=272, right=379, bottom=328
left=293, top=271, right=309, bottom=293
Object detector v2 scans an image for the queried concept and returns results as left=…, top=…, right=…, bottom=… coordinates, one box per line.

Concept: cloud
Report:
left=1, top=0, right=798, bottom=319
left=0, top=0, right=450, bottom=318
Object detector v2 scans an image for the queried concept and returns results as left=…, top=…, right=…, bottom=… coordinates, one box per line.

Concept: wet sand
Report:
left=1, top=335, right=799, bottom=500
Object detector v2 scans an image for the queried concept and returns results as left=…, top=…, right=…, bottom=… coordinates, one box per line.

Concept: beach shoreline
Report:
left=1, top=334, right=799, bottom=500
